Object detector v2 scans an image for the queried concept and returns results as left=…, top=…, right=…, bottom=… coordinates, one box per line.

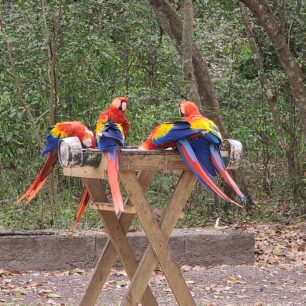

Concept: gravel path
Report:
left=1, top=223, right=305, bottom=305
left=0, top=264, right=305, bottom=305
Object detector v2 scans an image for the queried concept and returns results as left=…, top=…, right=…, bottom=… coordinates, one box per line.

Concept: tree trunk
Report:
left=240, top=2, right=305, bottom=210
left=42, top=0, right=62, bottom=125
left=182, top=0, right=200, bottom=103
left=0, top=8, right=44, bottom=150
left=149, top=0, right=227, bottom=136
left=149, top=0, right=253, bottom=205
left=239, top=3, right=289, bottom=153
left=41, top=0, right=63, bottom=219
left=240, top=0, right=306, bottom=141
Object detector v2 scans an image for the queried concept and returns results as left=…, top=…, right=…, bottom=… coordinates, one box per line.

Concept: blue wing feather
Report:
left=152, top=122, right=202, bottom=146
left=41, top=132, right=60, bottom=156
left=177, top=139, right=215, bottom=193
left=189, top=135, right=218, bottom=177
left=97, top=122, right=125, bottom=153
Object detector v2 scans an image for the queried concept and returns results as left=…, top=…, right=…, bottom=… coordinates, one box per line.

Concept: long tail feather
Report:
left=210, top=144, right=247, bottom=202
left=177, top=140, right=242, bottom=208
left=106, top=150, right=124, bottom=214
left=25, top=176, right=49, bottom=203
left=18, top=152, right=58, bottom=203
left=71, top=188, right=91, bottom=233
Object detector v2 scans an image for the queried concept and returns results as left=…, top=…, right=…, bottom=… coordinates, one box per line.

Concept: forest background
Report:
left=0, top=0, right=305, bottom=230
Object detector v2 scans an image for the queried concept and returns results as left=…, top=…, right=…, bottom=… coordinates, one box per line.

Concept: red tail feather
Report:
left=180, top=145, right=242, bottom=208
left=106, top=151, right=124, bottom=214
left=211, top=157, right=247, bottom=202
left=71, top=189, right=91, bottom=233
left=18, top=152, right=58, bottom=203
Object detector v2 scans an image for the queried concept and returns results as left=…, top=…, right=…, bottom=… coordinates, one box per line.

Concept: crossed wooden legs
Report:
left=120, top=170, right=197, bottom=306
left=80, top=171, right=156, bottom=306
left=80, top=170, right=196, bottom=306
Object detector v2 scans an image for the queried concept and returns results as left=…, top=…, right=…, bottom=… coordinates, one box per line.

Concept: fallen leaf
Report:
left=227, top=277, right=242, bottom=284
left=47, top=293, right=62, bottom=298
left=297, top=243, right=305, bottom=252
left=69, top=268, right=85, bottom=275
left=205, top=284, right=217, bottom=291
left=115, top=280, right=128, bottom=288
left=46, top=299, right=58, bottom=305
left=114, top=270, right=127, bottom=277
left=273, top=246, right=283, bottom=256
left=180, top=265, right=192, bottom=272
left=237, top=295, right=249, bottom=298
left=0, top=269, right=12, bottom=277
left=8, top=269, right=22, bottom=275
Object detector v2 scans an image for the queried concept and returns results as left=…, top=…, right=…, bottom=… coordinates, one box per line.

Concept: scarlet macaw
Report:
left=18, top=121, right=95, bottom=203
left=96, top=121, right=125, bottom=214
left=139, top=101, right=246, bottom=207
left=72, top=97, right=129, bottom=230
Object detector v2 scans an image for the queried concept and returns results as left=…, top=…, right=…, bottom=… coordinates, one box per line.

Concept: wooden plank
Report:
left=97, top=209, right=157, bottom=305
left=122, top=170, right=197, bottom=305
left=79, top=171, right=155, bottom=306
left=80, top=177, right=156, bottom=306
left=120, top=171, right=196, bottom=306
left=90, top=202, right=136, bottom=214
left=63, top=148, right=229, bottom=178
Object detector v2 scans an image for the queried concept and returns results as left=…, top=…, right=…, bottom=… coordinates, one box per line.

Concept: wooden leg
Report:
left=79, top=171, right=155, bottom=306
left=120, top=170, right=197, bottom=306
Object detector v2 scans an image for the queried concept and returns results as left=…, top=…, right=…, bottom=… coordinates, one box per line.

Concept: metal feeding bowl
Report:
left=58, top=136, right=102, bottom=168
left=58, top=137, right=84, bottom=167
left=222, top=139, right=243, bottom=170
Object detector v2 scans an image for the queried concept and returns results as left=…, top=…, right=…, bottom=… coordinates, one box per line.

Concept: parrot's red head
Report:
left=81, top=129, right=96, bottom=148
left=179, top=100, right=202, bottom=120
left=111, top=96, right=128, bottom=111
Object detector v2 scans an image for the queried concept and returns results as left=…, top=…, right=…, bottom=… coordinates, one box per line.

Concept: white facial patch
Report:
left=121, top=102, right=127, bottom=111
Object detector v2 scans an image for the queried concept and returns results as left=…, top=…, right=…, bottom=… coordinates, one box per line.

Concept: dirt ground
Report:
left=0, top=223, right=305, bottom=306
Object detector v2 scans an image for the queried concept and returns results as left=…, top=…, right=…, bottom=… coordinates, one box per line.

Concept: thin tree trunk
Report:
left=42, top=0, right=62, bottom=125
left=240, top=3, right=305, bottom=209
left=0, top=8, right=43, bottom=150
left=182, top=0, right=200, bottom=102
left=149, top=0, right=227, bottom=136
left=240, top=0, right=306, bottom=141
left=87, top=63, right=94, bottom=123
left=240, top=3, right=289, bottom=153
left=149, top=0, right=252, bottom=204
left=41, top=0, right=63, bottom=219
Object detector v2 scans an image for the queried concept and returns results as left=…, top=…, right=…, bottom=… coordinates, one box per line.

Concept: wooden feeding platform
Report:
left=59, top=138, right=243, bottom=306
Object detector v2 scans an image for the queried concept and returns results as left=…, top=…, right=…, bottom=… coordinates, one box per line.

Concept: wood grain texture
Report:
left=122, top=170, right=196, bottom=305
left=90, top=202, right=136, bottom=214
left=120, top=170, right=196, bottom=306
left=63, top=147, right=229, bottom=178
left=79, top=172, right=156, bottom=306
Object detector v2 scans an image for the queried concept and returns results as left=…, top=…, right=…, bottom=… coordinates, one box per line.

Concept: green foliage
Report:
left=0, top=0, right=305, bottom=230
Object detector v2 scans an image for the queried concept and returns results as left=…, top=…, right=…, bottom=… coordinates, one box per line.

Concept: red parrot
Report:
left=18, top=121, right=95, bottom=203
left=96, top=121, right=126, bottom=214
left=139, top=101, right=246, bottom=207
left=72, top=97, right=129, bottom=231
